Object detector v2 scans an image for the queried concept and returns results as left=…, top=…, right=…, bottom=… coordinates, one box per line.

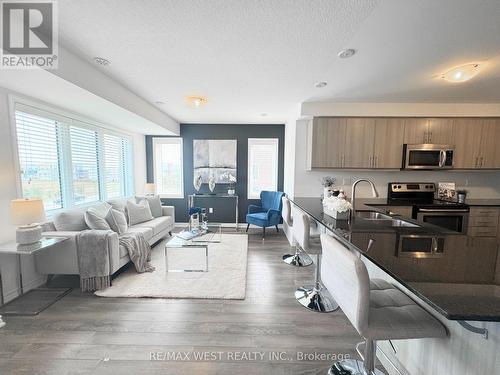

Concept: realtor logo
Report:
left=1, top=0, right=58, bottom=69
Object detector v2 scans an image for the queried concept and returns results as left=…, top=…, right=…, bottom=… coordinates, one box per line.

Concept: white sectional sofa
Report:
left=35, top=198, right=175, bottom=277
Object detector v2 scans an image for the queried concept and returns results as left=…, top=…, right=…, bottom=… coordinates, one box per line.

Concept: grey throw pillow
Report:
left=53, top=210, right=88, bottom=231
left=106, top=208, right=128, bottom=234
left=85, top=210, right=111, bottom=230
left=127, top=200, right=154, bottom=226
left=135, top=195, right=162, bottom=218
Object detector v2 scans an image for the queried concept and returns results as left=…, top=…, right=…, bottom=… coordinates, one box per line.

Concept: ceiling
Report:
left=57, top=0, right=500, bottom=124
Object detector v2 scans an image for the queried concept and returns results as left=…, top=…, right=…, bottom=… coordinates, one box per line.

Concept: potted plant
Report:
left=321, top=176, right=337, bottom=198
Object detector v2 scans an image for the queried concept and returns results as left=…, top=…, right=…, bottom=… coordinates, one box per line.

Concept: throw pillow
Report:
left=53, top=210, right=88, bottom=231
left=127, top=200, right=154, bottom=226
left=135, top=195, right=162, bottom=218
left=84, top=210, right=111, bottom=230
left=106, top=208, right=128, bottom=234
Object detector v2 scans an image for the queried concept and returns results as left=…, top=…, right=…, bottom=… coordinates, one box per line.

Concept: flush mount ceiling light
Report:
left=338, top=48, right=356, bottom=59
left=314, top=81, right=328, bottom=88
left=260, top=113, right=268, bottom=117
left=155, top=101, right=166, bottom=105
left=185, top=95, right=208, bottom=108
left=93, top=56, right=111, bottom=66
left=441, top=63, right=481, bottom=83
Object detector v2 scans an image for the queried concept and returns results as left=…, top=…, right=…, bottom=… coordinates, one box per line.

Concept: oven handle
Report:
left=417, top=208, right=469, bottom=213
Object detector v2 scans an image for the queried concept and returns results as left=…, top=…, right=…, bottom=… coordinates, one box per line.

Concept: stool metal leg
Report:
left=327, top=339, right=384, bottom=375
left=282, top=244, right=313, bottom=267
left=295, top=254, right=339, bottom=313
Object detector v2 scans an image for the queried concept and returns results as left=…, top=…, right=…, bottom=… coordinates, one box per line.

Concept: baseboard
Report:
left=2, top=275, right=47, bottom=305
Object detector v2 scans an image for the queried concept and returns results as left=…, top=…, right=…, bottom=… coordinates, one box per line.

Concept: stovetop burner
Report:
left=387, top=182, right=469, bottom=210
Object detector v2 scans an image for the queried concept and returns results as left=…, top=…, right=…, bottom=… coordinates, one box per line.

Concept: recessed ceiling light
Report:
left=155, top=101, right=166, bottom=105
left=93, top=57, right=111, bottom=66
left=441, top=63, right=481, bottom=83
left=314, top=81, right=328, bottom=88
left=260, top=113, right=268, bottom=117
left=185, top=95, right=208, bottom=108
left=337, top=48, right=356, bottom=59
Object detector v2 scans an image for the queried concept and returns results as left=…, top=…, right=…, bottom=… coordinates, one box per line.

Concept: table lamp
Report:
left=144, top=183, right=156, bottom=196
left=10, top=199, right=46, bottom=245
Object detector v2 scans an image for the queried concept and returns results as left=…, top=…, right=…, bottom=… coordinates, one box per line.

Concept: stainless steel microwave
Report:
left=402, top=144, right=454, bottom=170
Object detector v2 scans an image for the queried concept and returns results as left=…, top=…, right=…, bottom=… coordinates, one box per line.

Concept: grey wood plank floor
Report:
left=0, top=228, right=387, bottom=375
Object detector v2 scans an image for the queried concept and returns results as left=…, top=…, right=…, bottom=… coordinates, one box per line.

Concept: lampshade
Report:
left=10, top=199, right=46, bottom=225
left=144, top=183, right=156, bottom=195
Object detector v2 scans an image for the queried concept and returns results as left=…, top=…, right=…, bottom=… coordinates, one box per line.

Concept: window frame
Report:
left=152, top=137, right=184, bottom=199
left=9, top=96, right=136, bottom=215
left=247, top=138, right=279, bottom=200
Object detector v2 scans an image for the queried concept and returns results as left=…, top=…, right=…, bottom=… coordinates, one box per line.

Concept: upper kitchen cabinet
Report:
left=403, top=118, right=454, bottom=144
left=454, top=118, right=500, bottom=169
left=343, top=118, right=375, bottom=168
left=308, top=117, right=346, bottom=168
left=373, top=118, right=405, bottom=168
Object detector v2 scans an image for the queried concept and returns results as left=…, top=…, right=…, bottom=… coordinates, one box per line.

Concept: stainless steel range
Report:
left=387, top=182, right=469, bottom=233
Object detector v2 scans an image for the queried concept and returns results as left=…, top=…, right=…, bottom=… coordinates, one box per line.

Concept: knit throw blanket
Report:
left=119, top=233, right=155, bottom=273
left=77, top=230, right=112, bottom=292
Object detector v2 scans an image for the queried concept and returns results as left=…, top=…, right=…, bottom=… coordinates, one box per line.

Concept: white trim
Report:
left=247, top=138, right=279, bottom=199
left=152, top=137, right=184, bottom=199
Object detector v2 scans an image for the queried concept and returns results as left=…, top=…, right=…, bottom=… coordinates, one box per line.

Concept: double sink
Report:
left=355, top=211, right=419, bottom=228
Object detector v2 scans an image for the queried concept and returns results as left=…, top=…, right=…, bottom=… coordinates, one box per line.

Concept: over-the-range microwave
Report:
left=402, top=144, right=454, bottom=170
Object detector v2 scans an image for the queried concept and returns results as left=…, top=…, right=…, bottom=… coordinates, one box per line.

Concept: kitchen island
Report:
left=289, top=197, right=500, bottom=375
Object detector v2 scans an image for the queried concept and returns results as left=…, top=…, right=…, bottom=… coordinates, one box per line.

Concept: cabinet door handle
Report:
left=480, top=157, right=484, bottom=168
left=475, top=157, right=478, bottom=168
left=375, top=156, right=378, bottom=168
left=429, top=131, right=432, bottom=143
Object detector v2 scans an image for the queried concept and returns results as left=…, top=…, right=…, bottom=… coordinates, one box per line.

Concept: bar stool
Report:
left=281, top=196, right=313, bottom=267
left=320, top=234, right=447, bottom=375
left=294, top=210, right=339, bottom=313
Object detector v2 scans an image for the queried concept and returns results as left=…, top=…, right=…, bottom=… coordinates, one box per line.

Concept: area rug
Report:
left=95, top=234, right=248, bottom=300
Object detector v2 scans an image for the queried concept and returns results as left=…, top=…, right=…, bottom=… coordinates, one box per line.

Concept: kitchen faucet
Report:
left=351, top=179, right=379, bottom=215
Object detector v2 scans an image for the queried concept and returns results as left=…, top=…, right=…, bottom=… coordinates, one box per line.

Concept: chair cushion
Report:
left=365, top=278, right=446, bottom=340
left=136, top=195, right=162, bottom=218
left=134, top=217, right=172, bottom=235
left=124, top=226, right=153, bottom=242
left=127, top=200, right=154, bottom=225
left=246, top=212, right=269, bottom=226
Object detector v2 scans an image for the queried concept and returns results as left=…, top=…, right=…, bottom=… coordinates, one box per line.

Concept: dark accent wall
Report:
left=146, top=124, right=285, bottom=223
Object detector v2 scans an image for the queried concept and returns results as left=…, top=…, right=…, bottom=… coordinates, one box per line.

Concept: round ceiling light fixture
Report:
left=93, top=56, right=111, bottom=66
left=337, top=48, right=356, bottom=59
left=441, top=63, right=481, bottom=83
left=314, top=81, right=328, bottom=88
left=260, top=113, right=268, bottom=117
left=155, top=101, right=166, bottom=105
left=185, top=95, right=208, bottom=108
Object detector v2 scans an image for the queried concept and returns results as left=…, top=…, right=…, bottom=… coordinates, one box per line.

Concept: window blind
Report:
left=247, top=138, right=279, bottom=199
left=103, top=134, right=125, bottom=199
left=15, top=111, right=63, bottom=210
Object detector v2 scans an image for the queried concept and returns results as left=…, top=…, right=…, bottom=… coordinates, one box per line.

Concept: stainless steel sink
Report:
left=355, top=211, right=392, bottom=220
left=389, top=219, right=419, bottom=228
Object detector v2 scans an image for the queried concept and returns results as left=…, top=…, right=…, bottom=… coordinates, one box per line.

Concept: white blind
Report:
left=247, top=138, right=279, bottom=199
left=153, top=138, right=184, bottom=198
left=103, top=134, right=125, bottom=199
left=15, top=111, right=63, bottom=210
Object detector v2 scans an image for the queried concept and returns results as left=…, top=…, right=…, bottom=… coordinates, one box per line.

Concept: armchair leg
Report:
left=168, top=231, right=172, bottom=236
left=262, top=227, right=266, bottom=239
left=275, top=225, right=279, bottom=233
left=246, top=224, right=250, bottom=233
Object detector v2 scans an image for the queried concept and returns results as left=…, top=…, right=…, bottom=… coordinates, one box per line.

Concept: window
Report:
left=247, top=138, right=279, bottom=199
left=13, top=104, right=134, bottom=213
left=153, top=137, right=184, bottom=198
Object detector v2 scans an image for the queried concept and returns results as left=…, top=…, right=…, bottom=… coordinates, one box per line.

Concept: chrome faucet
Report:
left=351, top=179, right=379, bottom=215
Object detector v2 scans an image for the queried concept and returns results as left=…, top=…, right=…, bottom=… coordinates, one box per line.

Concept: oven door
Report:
left=397, top=235, right=445, bottom=258
left=404, top=144, right=454, bottom=170
left=416, top=209, right=469, bottom=233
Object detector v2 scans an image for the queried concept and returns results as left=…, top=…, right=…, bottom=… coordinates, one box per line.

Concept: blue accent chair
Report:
left=246, top=191, right=285, bottom=238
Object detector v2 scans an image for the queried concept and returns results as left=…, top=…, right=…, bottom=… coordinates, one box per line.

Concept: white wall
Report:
left=293, top=119, right=500, bottom=199
left=0, top=87, right=147, bottom=304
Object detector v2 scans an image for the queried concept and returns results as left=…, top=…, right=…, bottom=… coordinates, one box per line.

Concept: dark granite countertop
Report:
left=290, top=197, right=500, bottom=322
left=464, top=199, right=500, bottom=206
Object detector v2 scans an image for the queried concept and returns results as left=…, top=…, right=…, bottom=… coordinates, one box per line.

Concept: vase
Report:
left=208, top=177, right=216, bottom=192
left=193, top=175, right=202, bottom=191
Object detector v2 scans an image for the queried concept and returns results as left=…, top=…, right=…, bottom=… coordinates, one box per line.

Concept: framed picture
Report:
left=193, top=139, right=237, bottom=183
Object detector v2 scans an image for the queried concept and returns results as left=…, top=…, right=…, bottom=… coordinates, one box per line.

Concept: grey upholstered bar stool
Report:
left=320, top=234, right=447, bottom=375
left=293, top=210, right=338, bottom=313
left=281, top=196, right=313, bottom=267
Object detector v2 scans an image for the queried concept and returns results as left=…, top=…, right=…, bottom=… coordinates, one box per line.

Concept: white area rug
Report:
left=95, top=234, right=248, bottom=300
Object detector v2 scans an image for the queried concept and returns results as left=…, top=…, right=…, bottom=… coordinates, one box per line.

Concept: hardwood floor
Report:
left=0, top=228, right=385, bottom=374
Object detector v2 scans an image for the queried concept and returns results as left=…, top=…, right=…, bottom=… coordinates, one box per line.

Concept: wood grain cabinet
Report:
left=373, top=118, right=405, bottom=168
left=403, top=118, right=454, bottom=144
left=343, top=118, right=375, bottom=168
left=308, top=117, right=346, bottom=168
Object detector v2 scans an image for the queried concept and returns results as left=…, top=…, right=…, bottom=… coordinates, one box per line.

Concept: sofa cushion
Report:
left=107, top=208, right=128, bottom=234
left=124, top=226, right=153, bottom=242
left=127, top=200, right=154, bottom=225
left=87, top=202, right=112, bottom=218
left=53, top=209, right=88, bottom=231
left=136, top=195, right=162, bottom=218
left=134, top=216, right=172, bottom=235
left=84, top=210, right=111, bottom=230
